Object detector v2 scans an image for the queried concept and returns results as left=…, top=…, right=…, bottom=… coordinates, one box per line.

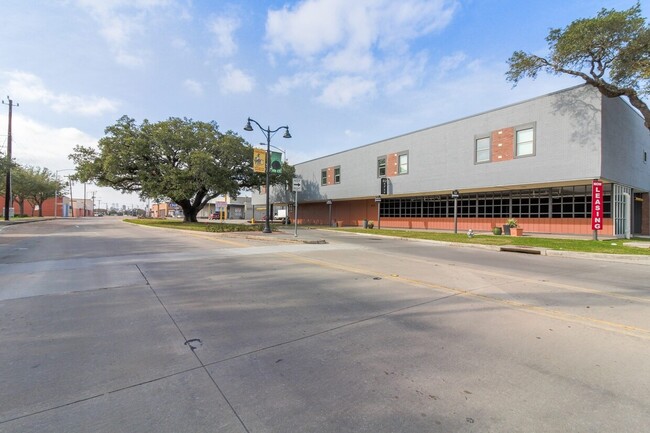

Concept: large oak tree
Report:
left=507, top=3, right=650, bottom=131
left=70, top=116, right=282, bottom=222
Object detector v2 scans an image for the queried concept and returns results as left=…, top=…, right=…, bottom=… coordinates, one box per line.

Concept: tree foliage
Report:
left=2, top=163, right=62, bottom=216
left=70, top=116, right=290, bottom=222
left=24, top=167, right=62, bottom=216
left=507, top=2, right=650, bottom=131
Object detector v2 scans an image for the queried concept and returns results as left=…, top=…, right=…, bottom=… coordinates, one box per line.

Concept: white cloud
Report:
left=317, top=76, right=376, bottom=107
left=437, top=52, right=468, bottom=77
left=265, top=0, right=460, bottom=107
left=183, top=79, right=204, bottom=96
left=219, top=65, right=255, bottom=94
left=2, top=70, right=119, bottom=117
left=208, top=15, right=240, bottom=58
left=266, top=0, right=458, bottom=69
left=1, top=114, right=96, bottom=171
left=74, top=0, right=174, bottom=67
left=270, top=72, right=322, bottom=94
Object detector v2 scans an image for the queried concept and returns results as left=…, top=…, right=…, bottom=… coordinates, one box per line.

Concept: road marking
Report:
left=283, top=253, right=650, bottom=340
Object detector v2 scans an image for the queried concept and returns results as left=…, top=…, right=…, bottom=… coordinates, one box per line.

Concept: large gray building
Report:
left=256, top=85, right=650, bottom=237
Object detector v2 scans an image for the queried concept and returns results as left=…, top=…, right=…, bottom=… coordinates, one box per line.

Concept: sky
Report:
left=1, top=0, right=645, bottom=208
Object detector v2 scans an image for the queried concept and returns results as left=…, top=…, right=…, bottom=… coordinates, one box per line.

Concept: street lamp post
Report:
left=265, top=143, right=290, bottom=225
left=244, top=117, right=291, bottom=234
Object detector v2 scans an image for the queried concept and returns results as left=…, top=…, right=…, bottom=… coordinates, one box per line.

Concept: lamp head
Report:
left=283, top=128, right=292, bottom=139
left=243, top=119, right=253, bottom=131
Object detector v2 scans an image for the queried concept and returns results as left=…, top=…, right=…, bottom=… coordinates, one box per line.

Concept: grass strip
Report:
left=339, top=228, right=650, bottom=255
left=124, top=218, right=268, bottom=233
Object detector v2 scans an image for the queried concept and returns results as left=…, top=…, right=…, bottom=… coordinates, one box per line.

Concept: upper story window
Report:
left=475, top=136, right=490, bottom=163
left=334, top=167, right=341, bottom=184
left=398, top=152, right=409, bottom=175
left=377, top=157, right=386, bottom=177
left=321, top=169, right=327, bottom=186
left=516, top=126, right=535, bottom=157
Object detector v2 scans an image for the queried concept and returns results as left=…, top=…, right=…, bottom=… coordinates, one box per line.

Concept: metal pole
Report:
left=69, top=176, right=74, bottom=218
left=264, top=128, right=272, bottom=233
left=328, top=202, right=332, bottom=227
left=3, top=98, right=14, bottom=221
left=294, top=190, right=298, bottom=237
left=453, top=197, right=458, bottom=234
left=54, top=173, right=58, bottom=218
left=377, top=200, right=381, bottom=229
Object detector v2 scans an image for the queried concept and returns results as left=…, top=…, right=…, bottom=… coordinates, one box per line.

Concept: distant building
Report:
left=0, top=195, right=93, bottom=217
left=255, top=85, right=650, bottom=237
left=150, top=195, right=252, bottom=219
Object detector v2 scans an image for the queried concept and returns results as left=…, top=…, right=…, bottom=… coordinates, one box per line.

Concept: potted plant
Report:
left=506, top=218, right=524, bottom=236
left=492, top=226, right=502, bottom=235
left=367, top=220, right=374, bottom=229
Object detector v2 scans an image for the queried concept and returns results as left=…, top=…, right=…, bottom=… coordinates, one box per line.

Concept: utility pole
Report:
left=2, top=96, right=19, bottom=221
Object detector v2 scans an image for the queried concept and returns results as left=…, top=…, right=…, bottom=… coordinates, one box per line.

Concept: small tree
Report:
left=26, top=167, right=62, bottom=217
left=507, top=3, right=650, bottom=131
left=71, top=116, right=287, bottom=222
left=10, top=166, right=31, bottom=215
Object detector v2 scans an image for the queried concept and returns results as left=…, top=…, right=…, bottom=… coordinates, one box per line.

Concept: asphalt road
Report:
left=1, top=218, right=649, bottom=432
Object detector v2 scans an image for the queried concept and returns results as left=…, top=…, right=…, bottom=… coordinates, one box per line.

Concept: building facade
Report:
left=0, top=195, right=93, bottom=217
left=257, top=86, right=650, bottom=237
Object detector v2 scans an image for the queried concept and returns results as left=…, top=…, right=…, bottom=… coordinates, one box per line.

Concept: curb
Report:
left=328, top=229, right=650, bottom=264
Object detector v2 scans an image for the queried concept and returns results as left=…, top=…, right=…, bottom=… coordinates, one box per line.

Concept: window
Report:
left=334, top=167, right=341, bottom=184
left=377, top=157, right=386, bottom=177
left=379, top=185, right=611, bottom=219
left=398, top=153, right=408, bottom=175
left=475, top=136, right=490, bottom=163
left=516, top=127, right=534, bottom=156
left=321, top=169, right=327, bottom=186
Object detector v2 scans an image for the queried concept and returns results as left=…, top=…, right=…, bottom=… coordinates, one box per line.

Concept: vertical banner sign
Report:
left=270, top=151, right=283, bottom=173
left=591, top=180, right=604, bottom=230
left=253, top=148, right=266, bottom=173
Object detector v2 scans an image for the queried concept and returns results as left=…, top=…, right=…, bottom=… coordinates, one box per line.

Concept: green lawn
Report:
left=124, top=218, right=268, bottom=233
left=339, top=228, right=650, bottom=255
left=124, top=219, right=650, bottom=255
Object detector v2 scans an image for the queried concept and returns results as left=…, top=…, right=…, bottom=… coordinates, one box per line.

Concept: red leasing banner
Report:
left=591, top=180, right=604, bottom=230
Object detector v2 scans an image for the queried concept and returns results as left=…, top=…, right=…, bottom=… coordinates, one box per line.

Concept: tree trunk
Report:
left=177, top=199, right=199, bottom=223
left=36, top=199, right=44, bottom=217
left=16, top=197, right=25, bottom=216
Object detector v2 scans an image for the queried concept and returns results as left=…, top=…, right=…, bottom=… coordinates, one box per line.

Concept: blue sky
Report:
left=1, top=0, right=645, bottom=207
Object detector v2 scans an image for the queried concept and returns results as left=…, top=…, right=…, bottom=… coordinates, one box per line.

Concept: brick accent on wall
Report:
left=491, top=127, right=514, bottom=162
left=387, top=153, right=398, bottom=177
left=327, top=167, right=334, bottom=185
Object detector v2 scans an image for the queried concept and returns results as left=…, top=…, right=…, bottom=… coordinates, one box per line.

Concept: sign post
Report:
left=451, top=190, right=460, bottom=234
left=375, top=196, right=382, bottom=229
left=591, top=180, right=603, bottom=240
left=292, top=178, right=302, bottom=237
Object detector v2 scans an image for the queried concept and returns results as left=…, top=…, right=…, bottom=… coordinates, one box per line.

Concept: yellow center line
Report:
left=281, top=253, right=650, bottom=340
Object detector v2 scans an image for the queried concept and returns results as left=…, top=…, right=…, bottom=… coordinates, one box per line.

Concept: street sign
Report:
left=292, top=178, right=303, bottom=192
left=451, top=190, right=460, bottom=199
left=375, top=197, right=382, bottom=202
